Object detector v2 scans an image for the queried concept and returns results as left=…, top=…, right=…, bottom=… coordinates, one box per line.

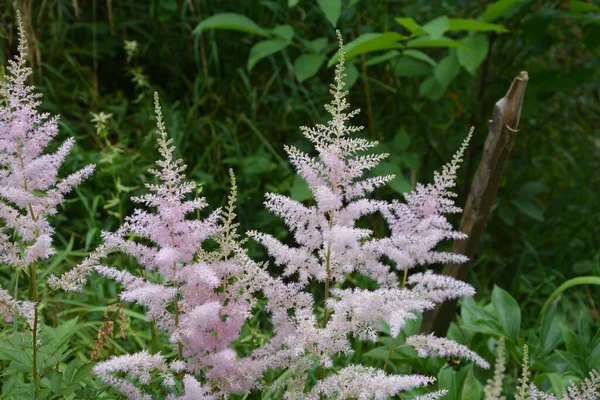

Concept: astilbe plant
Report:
left=54, top=93, right=264, bottom=399
left=247, top=32, right=487, bottom=399
left=0, top=11, right=94, bottom=395
left=485, top=338, right=600, bottom=399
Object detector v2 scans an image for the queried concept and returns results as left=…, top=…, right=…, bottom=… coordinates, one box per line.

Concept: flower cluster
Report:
left=0, top=11, right=94, bottom=325
left=246, top=31, right=484, bottom=398
left=51, top=30, right=487, bottom=399
left=78, top=94, right=265, bottom=398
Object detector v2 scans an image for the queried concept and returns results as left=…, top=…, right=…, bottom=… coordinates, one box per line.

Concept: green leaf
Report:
left=492, top=285, right=521, bottom=341
left=364, top=346, right=401, bottom=360
left=457, top=34, right=489, bottom=75
left=247, top=39, right=288, bottom=71
left=365, top=50, right=401, bottom=67
left=327, top=32, right=404, bottom=67
left=271, top=25, right=294, bottom=41
left=434, top=53, right=460, bottom=88
left=541, top=276, right=600, bottom=318
left=394, top=57, right=432, bottom=77
left=343, top=63, right=360, bottom=90
left=395, top=18, right=426, bottom=35
left=570, top=0, right=600, bottom=13
left=288, top=0, right=299, bottom=7
left=407, top=37, right=467, bottom=49
left=438, top=368, right=458, bottom=400
left=193, top=13, right=268, bottom=37
left=460, top=367, right=482, bottom=400
left=393, top=129, right=411, bottom=152
left=540, top=303, right=563, bottom=355
left=419, top=76, right=445, bottom=100
left=290, top=176, right=312, bottom=202
left=403, top=49, right=437, bottom=66
left=422, top=16, right=450, bottom=39
left=308, top=37, right=329, bottom=54
left=511, top=198, right=545, bottom=221
left=317, top=0, right=342, bottom=27
left=484, top=0, right=520, bottom=23
left=448, top=18, right=509, bottom=33
left=294, top=54, right=326, bottom=82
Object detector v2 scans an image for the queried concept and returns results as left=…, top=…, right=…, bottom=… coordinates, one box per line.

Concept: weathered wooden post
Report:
left=421, top=71, right=529, bottom=336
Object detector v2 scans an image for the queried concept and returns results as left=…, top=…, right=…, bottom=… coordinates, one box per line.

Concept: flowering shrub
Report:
left=0, top=11, right=94, bottom=397
left=3, top=9, right=598, bottom=399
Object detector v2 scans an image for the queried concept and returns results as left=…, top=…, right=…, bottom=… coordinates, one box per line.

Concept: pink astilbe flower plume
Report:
left=83, top=94, right=264, bottom=398
left=248, top=31, right=486, bottom=398
left=0, top=11, right=94, bottom=324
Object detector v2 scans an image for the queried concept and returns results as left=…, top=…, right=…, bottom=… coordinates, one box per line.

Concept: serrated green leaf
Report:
left=247, top=39, right=288, bottom=71
left=448, top=18, right=509, bottom=33
left=294, top=54, right=326, bottom=82
left=327, top=32, right=404, bottom=67
left=193, top=13, right=268, bottom=37
left=317, top=0, right=341, bottom=27
left=457, top=34, right=489, bottom=75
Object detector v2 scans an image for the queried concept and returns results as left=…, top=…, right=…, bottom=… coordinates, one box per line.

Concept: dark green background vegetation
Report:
left=0, top=0, right=599, bottom=398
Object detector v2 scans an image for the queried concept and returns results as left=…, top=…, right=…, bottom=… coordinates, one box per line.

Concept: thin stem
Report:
left=30, top=262, right=39, bottom=395
left=383, top=266, right=409, bottom=372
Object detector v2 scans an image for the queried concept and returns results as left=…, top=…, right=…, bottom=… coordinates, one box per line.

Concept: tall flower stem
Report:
left=383, top=266, right=409, bottom=372
left=30, top=262, right=39, bottom=395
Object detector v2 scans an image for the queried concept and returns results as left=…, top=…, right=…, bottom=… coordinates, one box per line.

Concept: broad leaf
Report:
left=457, top=34, right=489, bottom=75
left=394, top=57, right=432, bottom=77
left=271, top=24, right=294, bottom=41
left=484, top=0, right=520, bottom=23
left=327, top=32, right=405, bottom=67
left=423, top=16, right=450, bottom=39
left=247, top=39, right=288, bottom=71
left=407, top=37, right=467, bottom=49
left=434, top=53, right=460, bottom=88
left=448, top=18, right=509, bottom=33
left=403, top=49, right=437, bottom=66
left=193, top=13, right=268, bottom=37
left=294, top=54, right=326, bottom=82
left=395, top=18, right=426, bottom=35
left=317, top=0, right=342, bottom=27
left=492, top=285, right=521, bottom=341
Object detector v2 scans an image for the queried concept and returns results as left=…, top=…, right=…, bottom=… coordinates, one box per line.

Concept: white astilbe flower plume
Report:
left=484, top=337, right=506, bottom=400
left=406, top=334, right=490, bottom=369
left=82, top=94, right=265, bottom=398
left=248, top=31, right=485, bottom=398
left=0, top=11, right=94, bottom=325
left=308, top=365, right=435, bottom=400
